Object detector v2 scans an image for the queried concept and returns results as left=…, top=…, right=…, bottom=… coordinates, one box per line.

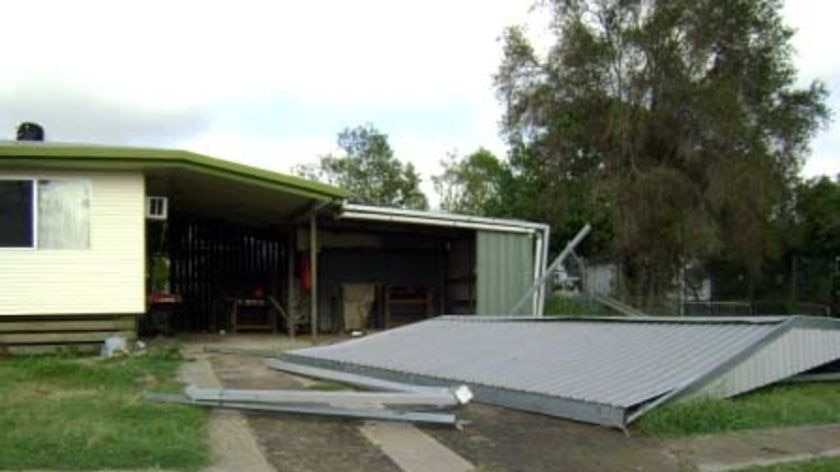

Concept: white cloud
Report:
left=1, top=0, right=837, bottom=199
left=0, top=80, right=206, bottom=144
left=1, top=1, right=535, bottom=106
left=179, top=131, right=335, bottom=174
left=783, top=0, right=840, bottom=178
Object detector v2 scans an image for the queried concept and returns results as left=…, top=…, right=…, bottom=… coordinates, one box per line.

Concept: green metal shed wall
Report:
left=476, top=231, right=534, bottom=315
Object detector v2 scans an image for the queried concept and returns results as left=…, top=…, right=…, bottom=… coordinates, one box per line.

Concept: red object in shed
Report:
left=300, top=257, right=312, bottom=293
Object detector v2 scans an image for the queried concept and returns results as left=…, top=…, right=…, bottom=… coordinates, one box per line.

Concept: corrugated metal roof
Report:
left=283, top=316, right=840, bottom=428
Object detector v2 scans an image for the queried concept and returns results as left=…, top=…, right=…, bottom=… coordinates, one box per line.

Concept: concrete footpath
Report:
left=669, top=424, right=840, bottom=472
left=179, top=345, right=275, bottom=472
left=360, top=421, right=473, bottom=472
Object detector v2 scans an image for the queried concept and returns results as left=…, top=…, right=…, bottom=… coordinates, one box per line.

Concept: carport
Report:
left=140, top=149, right=349, bottom=336
left=141, top=153, right=551, bottom=336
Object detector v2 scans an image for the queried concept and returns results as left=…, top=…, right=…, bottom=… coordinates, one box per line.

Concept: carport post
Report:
left=310, top=214, right=318, bottom=341
left=286, top=228, right=295, bottom=339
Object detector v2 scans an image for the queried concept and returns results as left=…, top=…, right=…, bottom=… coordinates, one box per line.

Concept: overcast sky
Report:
left=1, top=1, right=837, bottom=206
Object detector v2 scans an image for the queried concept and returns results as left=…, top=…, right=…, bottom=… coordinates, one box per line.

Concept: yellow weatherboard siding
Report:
left=0, top=171, right=144, bottom=316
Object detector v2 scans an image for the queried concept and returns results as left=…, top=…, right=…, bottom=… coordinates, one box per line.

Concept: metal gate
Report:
left=168, top=218, right=282, bottom=332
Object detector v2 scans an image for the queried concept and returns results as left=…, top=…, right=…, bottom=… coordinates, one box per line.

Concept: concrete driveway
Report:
left=185, top=335, right=682, bottom=472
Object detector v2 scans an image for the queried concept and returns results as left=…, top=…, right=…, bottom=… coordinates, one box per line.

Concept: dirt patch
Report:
left=208, top=353, right=400, bottom=472
left=423, top=403, right=683, bottom=472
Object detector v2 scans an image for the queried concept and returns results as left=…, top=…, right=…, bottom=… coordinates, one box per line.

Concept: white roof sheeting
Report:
left=283, top=316, right=840, bottom=429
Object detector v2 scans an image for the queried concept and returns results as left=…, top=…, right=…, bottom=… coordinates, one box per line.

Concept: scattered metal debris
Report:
left=144, top=359, right=472, bottom=427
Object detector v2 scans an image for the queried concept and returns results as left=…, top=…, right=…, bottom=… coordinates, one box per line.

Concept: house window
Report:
left=0, top=179, right=91, bottom=249
left=0, top=180, right=34, bottom=247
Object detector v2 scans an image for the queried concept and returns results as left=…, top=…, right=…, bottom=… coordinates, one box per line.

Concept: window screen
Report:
left=37, top=180, right=91, bottom=249
left=0, top=180, right=34, bottom=247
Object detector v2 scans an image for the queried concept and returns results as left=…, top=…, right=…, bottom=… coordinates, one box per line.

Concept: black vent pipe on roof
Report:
left=16, top=122, right=45, bottom=141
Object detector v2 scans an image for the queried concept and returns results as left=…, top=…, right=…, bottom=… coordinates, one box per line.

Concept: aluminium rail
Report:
left=184, top=385, right=470, bottom=409
left=145, top=392, right=459, bottom=426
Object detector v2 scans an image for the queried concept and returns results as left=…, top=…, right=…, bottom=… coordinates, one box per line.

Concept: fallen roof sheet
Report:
left=282, top=316, right=840, bottom=429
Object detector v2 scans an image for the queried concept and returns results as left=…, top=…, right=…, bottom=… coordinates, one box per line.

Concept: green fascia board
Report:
left=0, top=142, right=350, bottom=201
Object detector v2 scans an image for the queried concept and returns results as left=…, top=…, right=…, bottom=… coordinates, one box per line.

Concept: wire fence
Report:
left=545, top=292, right=832, bottom=317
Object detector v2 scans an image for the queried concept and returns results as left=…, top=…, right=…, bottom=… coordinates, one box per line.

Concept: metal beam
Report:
left=538, top=224, right=551, bottom=316
left=531, top=232, right=543, bottom=316
left=144, top=392, right=459, bottom=426
left=508, top=224, right=591, bottom=316
left=184, top=385, right=467, bottom=408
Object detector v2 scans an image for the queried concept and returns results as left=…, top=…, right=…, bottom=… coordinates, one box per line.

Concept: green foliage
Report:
left=715, top=175, right=840, bottom=309
left=433, top=148, right=515, bottom=215
left=0, top=347, right=208, bottom=470
left=545, top=295, right=604, bottom=316
left=780, top=176, right=840, bottom=310
left=638, top=382, right=840, bottom=438
left=298, top=124, right=428, bottom=210
left=790, top=176, right=840, bottom=258
left=495, top=0, right=829, bottom=301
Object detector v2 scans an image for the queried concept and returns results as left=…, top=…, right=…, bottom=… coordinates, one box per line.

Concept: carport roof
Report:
left=0, top=141, right=349, bottom=201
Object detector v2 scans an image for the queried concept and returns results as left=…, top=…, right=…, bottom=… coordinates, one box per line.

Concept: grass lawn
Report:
left=545, top=295, right=604, bottom=316
left=0, top=344, right=209, bottom=470
left=737, top=458, right=840, bottom=471
left=638, top=382, right=840, bottom=438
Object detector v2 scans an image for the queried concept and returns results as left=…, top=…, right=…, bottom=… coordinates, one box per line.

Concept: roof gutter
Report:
left=338, top=203, right=549, bottom=235
left=338, top=211, right=537, bottom=234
